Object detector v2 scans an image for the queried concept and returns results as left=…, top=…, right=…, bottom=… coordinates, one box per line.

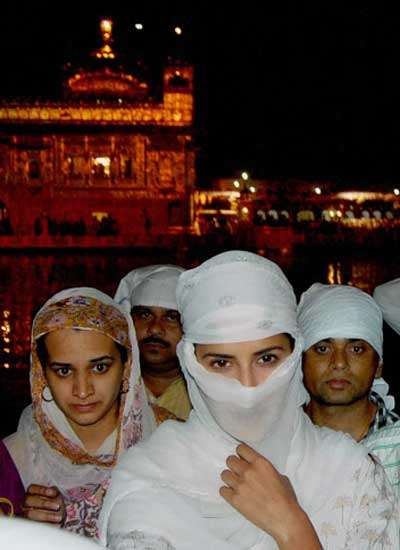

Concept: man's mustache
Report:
left=141, top=336, right=170, bottom=348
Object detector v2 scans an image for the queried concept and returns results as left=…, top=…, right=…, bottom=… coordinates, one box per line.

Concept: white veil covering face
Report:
left=100, top=253, right=397, bottom=549
left=114, top=265, right=185, bottom=313
left=4, top=287, right=155, bottom=536
left=297, top=282, right=395, bottom=411
left=176, top=251, right=307, bottom=471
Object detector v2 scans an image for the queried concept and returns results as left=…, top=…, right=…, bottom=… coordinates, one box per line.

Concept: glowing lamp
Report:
left=101, top=19, right=112, bottom=34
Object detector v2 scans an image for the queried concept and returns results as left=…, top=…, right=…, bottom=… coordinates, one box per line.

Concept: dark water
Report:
left=1, top=245, right=400, bottom=437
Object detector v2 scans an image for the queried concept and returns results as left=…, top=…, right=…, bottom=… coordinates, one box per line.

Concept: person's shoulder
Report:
left=364, top=420, right=400, bottom=448
left=363, top=421, right=400, bottom=483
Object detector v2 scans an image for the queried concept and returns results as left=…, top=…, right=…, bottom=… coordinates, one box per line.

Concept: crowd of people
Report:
left=1, top=252, right=400, bottom=548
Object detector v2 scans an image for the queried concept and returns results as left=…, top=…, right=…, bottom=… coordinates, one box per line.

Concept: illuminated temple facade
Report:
left=0, top=20, right=195, bottom=240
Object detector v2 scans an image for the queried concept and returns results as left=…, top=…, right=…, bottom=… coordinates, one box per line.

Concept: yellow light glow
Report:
left=336, top=210, right=342, bottom=218
left=135, top=23, right=144, bottom=30
left=233, top=180, right=240, bottom=189
left=4, top=364, right=10, bottom=369
left=394, top=188, right=400, bottom=196
left=93, top=157, right=111, bottom=177
left=249, top=186, right=256, bottom=193
left=314, top=186, right=322, bottom=195
left=241, top=172, right=249, bottom=181
left=329, top=210, right=335, bottom=218
left=242, top=207, right=249, bottom=214
left=101, top=19, right=112, bottom=34
left=92, top=211, right=109, bottom=222
left=174, top=27, right=183, bottom=35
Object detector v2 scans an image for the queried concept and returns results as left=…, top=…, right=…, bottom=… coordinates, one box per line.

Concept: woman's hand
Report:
left=220, top=444, right=322, bottom=549
left=23, top=484, right=65, bottom=525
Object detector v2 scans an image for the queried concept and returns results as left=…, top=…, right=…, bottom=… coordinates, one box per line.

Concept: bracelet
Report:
left=0, top=497, right=14, bottom=517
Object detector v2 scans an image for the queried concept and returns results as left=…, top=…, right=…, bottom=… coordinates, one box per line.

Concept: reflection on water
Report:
left=0, top=248, right=399, bottom=437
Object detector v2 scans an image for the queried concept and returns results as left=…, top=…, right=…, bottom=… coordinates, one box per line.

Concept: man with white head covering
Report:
left=100, top=251, right=397, bottom=549
left=298, top=283, right=398, bottom=441
left=115, top=265, right=191, bottom=420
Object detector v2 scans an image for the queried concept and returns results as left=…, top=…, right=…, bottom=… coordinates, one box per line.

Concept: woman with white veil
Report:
left=100, top=252, right=398, bottom=549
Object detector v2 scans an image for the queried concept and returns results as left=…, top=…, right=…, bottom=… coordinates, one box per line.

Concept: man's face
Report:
left=132, top=305, right=183, bottom=369
left=303, top=338, right=382, bottom=406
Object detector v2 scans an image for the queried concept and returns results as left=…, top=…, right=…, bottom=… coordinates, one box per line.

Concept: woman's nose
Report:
left=72, top=373, right=94, bottom=399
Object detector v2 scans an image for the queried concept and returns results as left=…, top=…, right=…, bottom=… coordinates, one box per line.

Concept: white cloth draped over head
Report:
left=4, top=287, right=155, bottom=537
left=297, top=282, right=395, bottom=411
left=114, top=265, right=185, bottom=313
left=176, top=250, right=306, bottom=469
left=99, top=252, right=398, bottom=549
left=374, top=277, right=400, bottom=334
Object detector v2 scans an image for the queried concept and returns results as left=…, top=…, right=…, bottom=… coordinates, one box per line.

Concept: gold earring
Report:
left=120, top=379, right=130, bottom=394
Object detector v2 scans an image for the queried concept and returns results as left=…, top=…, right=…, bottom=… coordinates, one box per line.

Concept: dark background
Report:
left=2, top=7, right=400, bottom=183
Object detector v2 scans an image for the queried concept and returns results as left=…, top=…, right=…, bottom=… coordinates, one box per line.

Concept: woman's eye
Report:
left=257, top=354, right=277, bottom=365
left=93, top=363, right=110, bottom=374
left=56, top=367, right=71, bottom=377
left=351, top=345, right=364, bottom=354
left=210, top=359, right=230, bottom=369
left=315, top=345, right=328, bottom=354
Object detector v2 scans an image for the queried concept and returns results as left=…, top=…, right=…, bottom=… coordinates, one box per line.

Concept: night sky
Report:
left=1, top=8, right=400, bottom=185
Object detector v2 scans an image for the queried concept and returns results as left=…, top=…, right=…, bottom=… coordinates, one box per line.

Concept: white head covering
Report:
left=297, top=283, right=395, bottom=411
left=114, top=265, right=185, bottom=313
left=4, top=287, right=155, bottom=537
left=176, top=250, right=307, bottom=470
left=298, top=283, right=383, bottom=358
left=374, top=277, right=400, bottom=335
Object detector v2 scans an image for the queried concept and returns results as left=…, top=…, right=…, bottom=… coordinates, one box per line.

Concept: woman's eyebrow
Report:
left=48, top=361, right=71, bottom=368
left=89, top=355, right=114, bottom=363
left=201, top=353, right=235, bottom=359
left=253, top=346, right=285, bottom=355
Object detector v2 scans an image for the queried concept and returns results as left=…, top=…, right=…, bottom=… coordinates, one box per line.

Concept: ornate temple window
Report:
left=92, top=156, right=111, bottom=177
